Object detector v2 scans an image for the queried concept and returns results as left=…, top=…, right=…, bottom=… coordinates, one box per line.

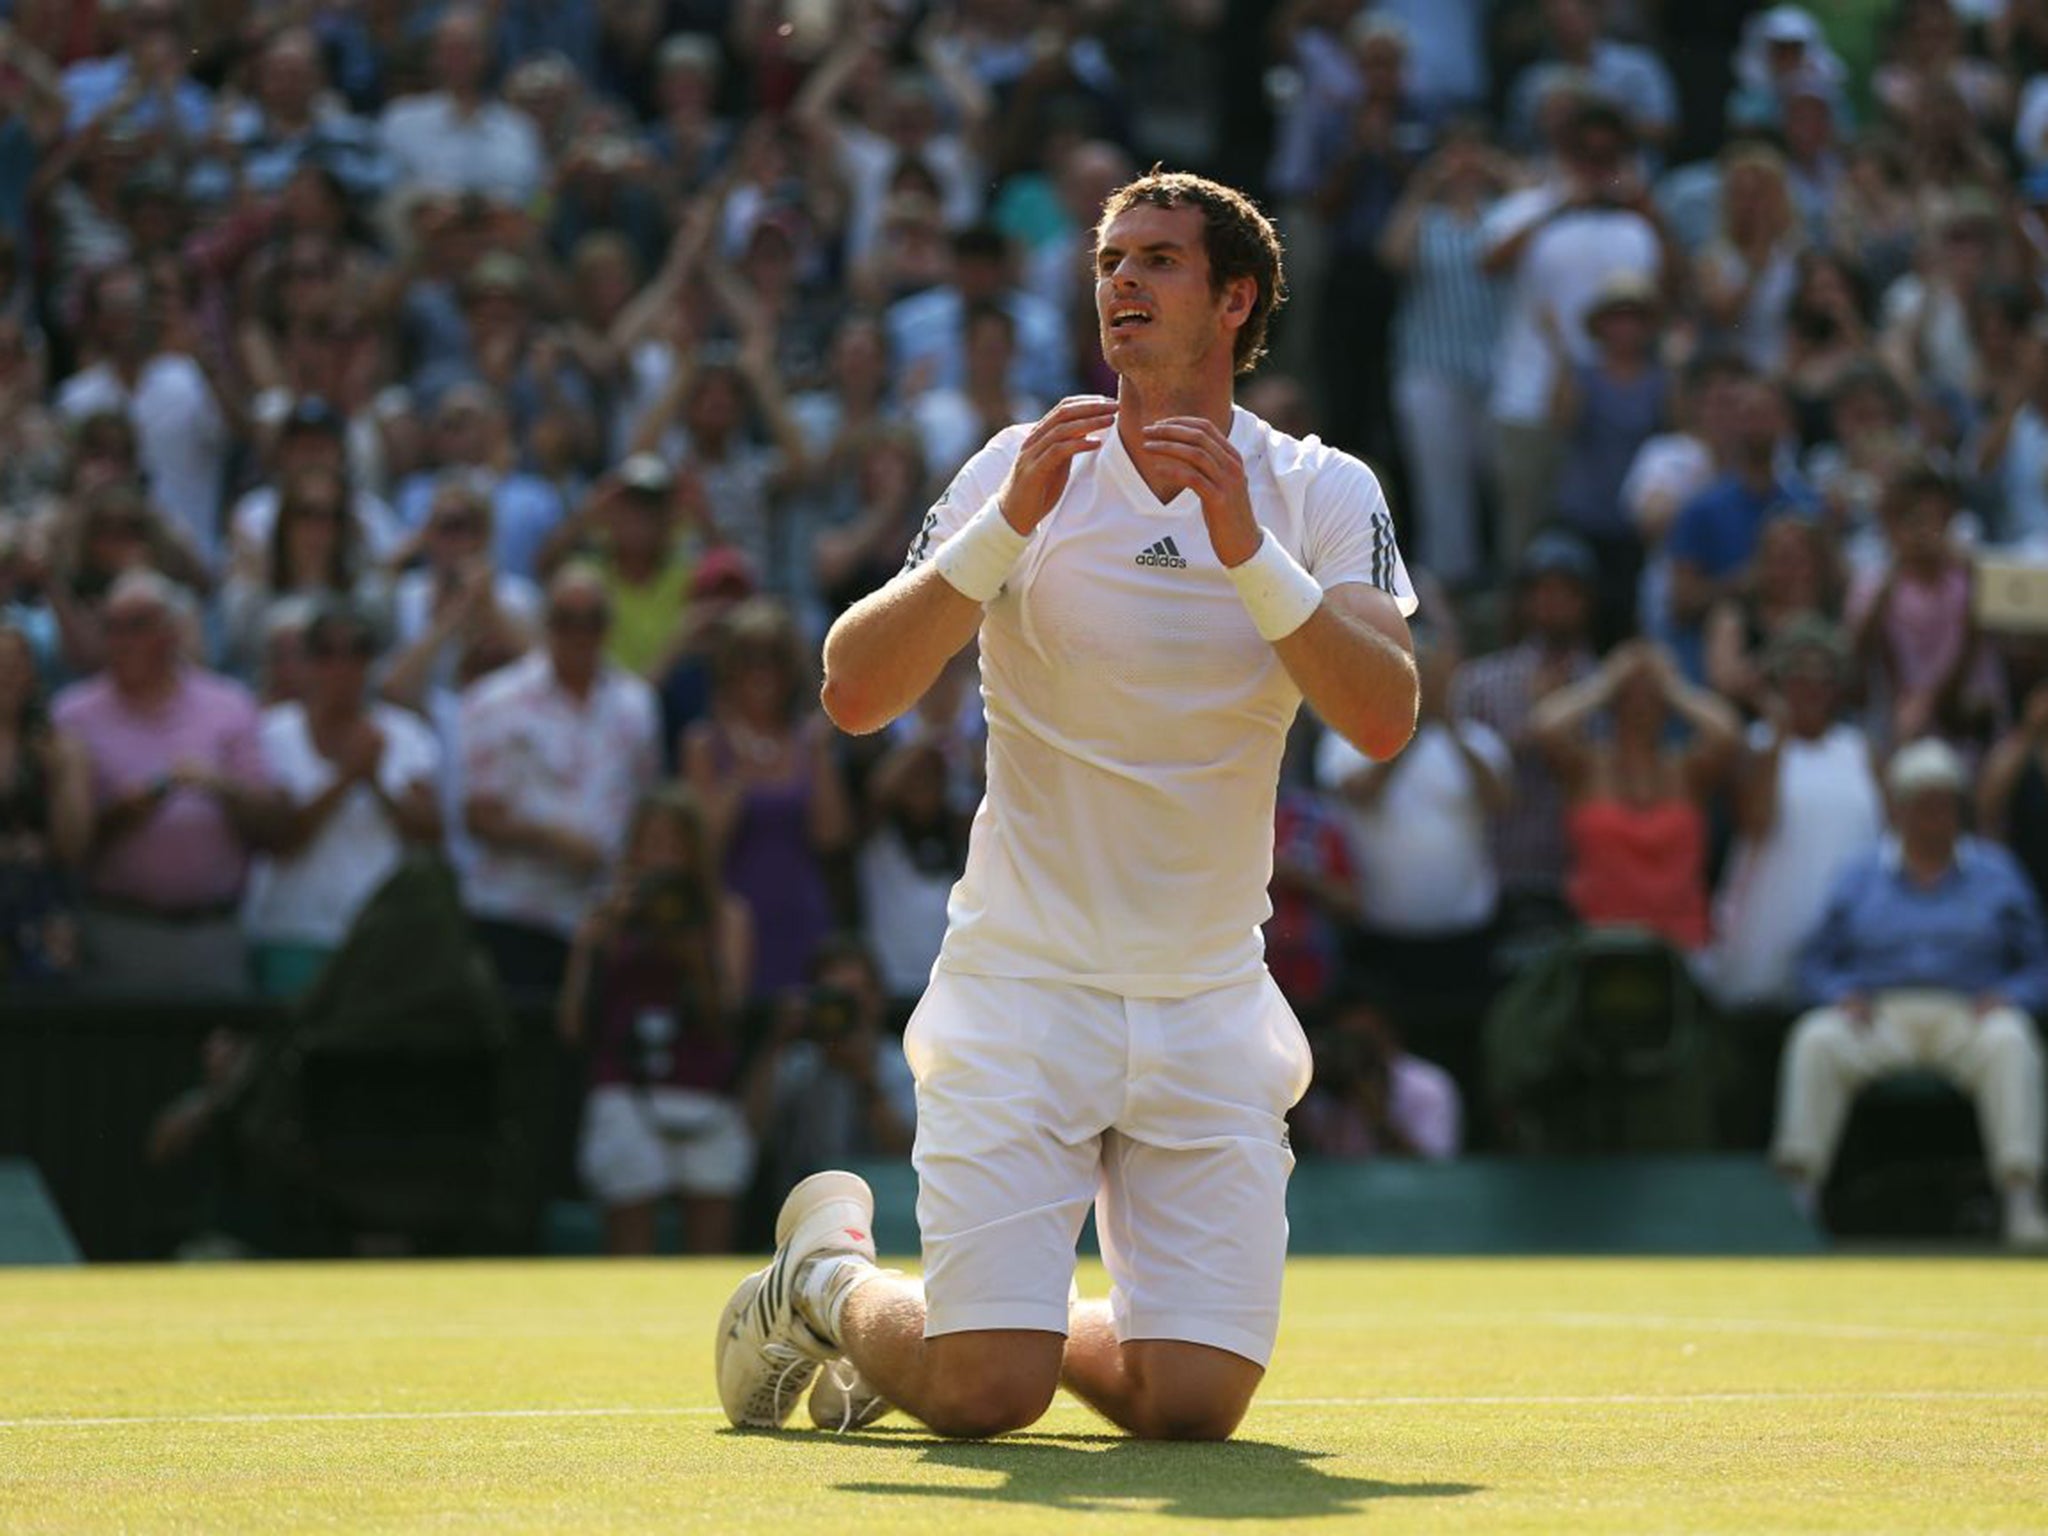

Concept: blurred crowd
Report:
left=3, top=0, right=2048, bottom=1249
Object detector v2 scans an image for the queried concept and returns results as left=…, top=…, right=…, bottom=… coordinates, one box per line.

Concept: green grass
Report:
left=2, top=1257, right=2044, bottom=1533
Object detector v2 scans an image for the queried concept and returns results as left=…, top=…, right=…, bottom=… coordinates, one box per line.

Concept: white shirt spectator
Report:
left=390, top=568, right=543, bottom=701
left=1707, top=719, right=1883, bottom=1008
left=459, top=651, right=659, bottom=938
left=242, top=702, right=441, bottom=947
left=378, top=94, right=544, bottom=204
left=1315, top=719, right=1511, bottom=936
left=230, top=484, right=404, bottom=566
left=858, top=824, right=957, bottom=999
left=56, top=358, right=229, bottom=567
left=837, top=125, right=984, bottom=265
left=1483, top=185, right=1661, bottom=426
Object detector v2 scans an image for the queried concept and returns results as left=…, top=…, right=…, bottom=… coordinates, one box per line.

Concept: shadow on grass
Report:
left=828, top=1429, right=1482, bottom=1520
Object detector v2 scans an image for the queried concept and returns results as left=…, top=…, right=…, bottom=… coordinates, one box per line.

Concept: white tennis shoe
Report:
left=807, top=1359, right=894, bottom=1433
left=715, top=1171, right=879, bottom=1429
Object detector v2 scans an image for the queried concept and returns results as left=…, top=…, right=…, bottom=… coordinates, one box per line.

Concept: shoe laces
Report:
left=753, top=1340, right=814, bottom=1422
left=821, top=1360, right=861, bottom=1435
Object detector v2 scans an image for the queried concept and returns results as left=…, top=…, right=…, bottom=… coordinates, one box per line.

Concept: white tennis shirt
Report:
left=905, top=405, right=1417, bottom=998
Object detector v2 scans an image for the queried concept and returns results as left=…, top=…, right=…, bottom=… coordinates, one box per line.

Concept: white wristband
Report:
left=933, top=498, right=1030, bottom=604
left=1226, top=532, right=1324, bottom=641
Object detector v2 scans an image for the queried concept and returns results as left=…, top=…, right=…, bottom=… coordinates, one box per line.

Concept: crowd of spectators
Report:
left=4, top=0, right=2048, bottom=1249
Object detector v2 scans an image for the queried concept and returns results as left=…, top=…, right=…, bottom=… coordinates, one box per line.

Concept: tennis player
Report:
left=717, top=171, right=1419, bottom=1441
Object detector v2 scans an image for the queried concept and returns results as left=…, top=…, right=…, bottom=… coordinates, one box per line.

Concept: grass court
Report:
left=3, top=1256, right=2043, bottom=1533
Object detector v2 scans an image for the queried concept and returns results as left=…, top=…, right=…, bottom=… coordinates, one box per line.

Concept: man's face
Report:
left=438, top=402, right=491, bottom=465
left=1523, top=572, right=1590, bottom=643
left=427, top=497, right=489, bottom=570
left=434, top=14, right=488, bottom=95
left=546, top=588, right=610, bottom=677
left=1094, top=202, right=1243, bottom=380
left=260, top=35, right=320, bottom=114
left=1896, top=787, right=1961, bottom=862
left=1735, top=381, right=1783, bottom=454
left=305, top=623, right=372, bottom=712
left=103, top=595, right=175, bottom=693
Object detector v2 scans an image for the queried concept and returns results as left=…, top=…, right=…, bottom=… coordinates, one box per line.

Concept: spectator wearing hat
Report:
left=1774, top=738, right=2048, bottom=1247
left=1707, top=620, right=1884, bottom=1011
left=1549, top=269, right=1671, bottom=644
left=1451, top=531, right=1599, bottom=925
left=377, top=5, right=544, bottom=205
left=461, top=564, right=659, bottom=998
left=1380, top=123, right=1514, bottom=589
left=243, top=600, right=442, bottom=998
left=52, top=572, right=289, bottom=995
left=538, top=453, right=703, bottom=680
left=1482, top=98, right=1674, bottom=566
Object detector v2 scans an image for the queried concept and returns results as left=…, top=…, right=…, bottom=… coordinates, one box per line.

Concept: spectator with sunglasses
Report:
left=461, top=564, right=658, bottom=999
left=241, top=599, right=441, bottom=998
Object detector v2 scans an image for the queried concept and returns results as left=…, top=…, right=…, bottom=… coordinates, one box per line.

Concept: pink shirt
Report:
left=53, top=668, right=270, bottom=911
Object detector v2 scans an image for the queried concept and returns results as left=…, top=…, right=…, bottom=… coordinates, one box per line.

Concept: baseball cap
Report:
left=690, top=546, right=758, bottom=600
left=1519, top=530, right=1597, bottom=586
left=618, top=453, right=674, bottom=497
left=282, top=396, right=344, bottom=438
left=1587, top=269, right=1660, bottom=323
left=1886, top=738, right=1966, bottom=799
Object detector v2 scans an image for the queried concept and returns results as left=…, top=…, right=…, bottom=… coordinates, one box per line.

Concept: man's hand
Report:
left=336, top=721, right=386, bottom=785
left=1974, top=993, right=2012, bottom=1020
left=1139, top=416, right=1260, bottom=566
left=995, top=396, right=1117, bottom=534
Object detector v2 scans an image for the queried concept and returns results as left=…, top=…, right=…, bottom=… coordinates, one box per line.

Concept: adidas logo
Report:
left=1135, top=536, right=1188, bottom=569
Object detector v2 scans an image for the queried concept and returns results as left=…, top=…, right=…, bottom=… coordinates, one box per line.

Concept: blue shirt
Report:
left=1667, top=472, right=1819, bottom=581
left=1797, top=838, right=2048, bottom=1015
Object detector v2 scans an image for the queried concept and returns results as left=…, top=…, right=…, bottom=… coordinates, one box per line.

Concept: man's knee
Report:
left=1785, top=1008, right=1858, bottom=1070
left=920, top=1333, right=1062, bottom=1439
left=1977, top=1007, right=2044, bottom=1065
left=1120, top=1341, right=1262, bottom=1442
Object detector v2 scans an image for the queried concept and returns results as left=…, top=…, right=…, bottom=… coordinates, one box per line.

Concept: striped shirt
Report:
left=1392, top=206, right=1506, bottom=389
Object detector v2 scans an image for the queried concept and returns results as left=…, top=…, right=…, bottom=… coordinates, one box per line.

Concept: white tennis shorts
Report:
left=902, top=968, right=1313, bottom=1366
left=578, top=1085, right=755, bottom=1205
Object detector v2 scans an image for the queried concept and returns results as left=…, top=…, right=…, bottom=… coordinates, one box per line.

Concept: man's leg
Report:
left=834, top=1276, right=1066, bottom=1438
left=1770, top=1004, right=1893, bottom=1204
left=1935, top=1001, right=2048, bottom=1243
left=1061, top=1300, right=1263, bottom=1441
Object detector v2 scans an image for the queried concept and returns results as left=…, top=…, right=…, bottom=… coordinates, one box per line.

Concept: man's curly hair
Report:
left=1095, top=170, right=1289, bottom=376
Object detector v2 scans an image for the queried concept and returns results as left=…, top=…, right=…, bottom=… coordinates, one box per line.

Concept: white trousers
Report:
left=1772, top=991, right=2046, bottom=1184
left=1393, top=370, right=1490, bottom=586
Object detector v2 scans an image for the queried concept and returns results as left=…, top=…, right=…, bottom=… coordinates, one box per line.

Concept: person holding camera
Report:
left=563, top=786, right=754, bottom=1256
left=741, top=937, right=915, bottom=1218
left=1291, top=980, right=1462, bottom=1160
